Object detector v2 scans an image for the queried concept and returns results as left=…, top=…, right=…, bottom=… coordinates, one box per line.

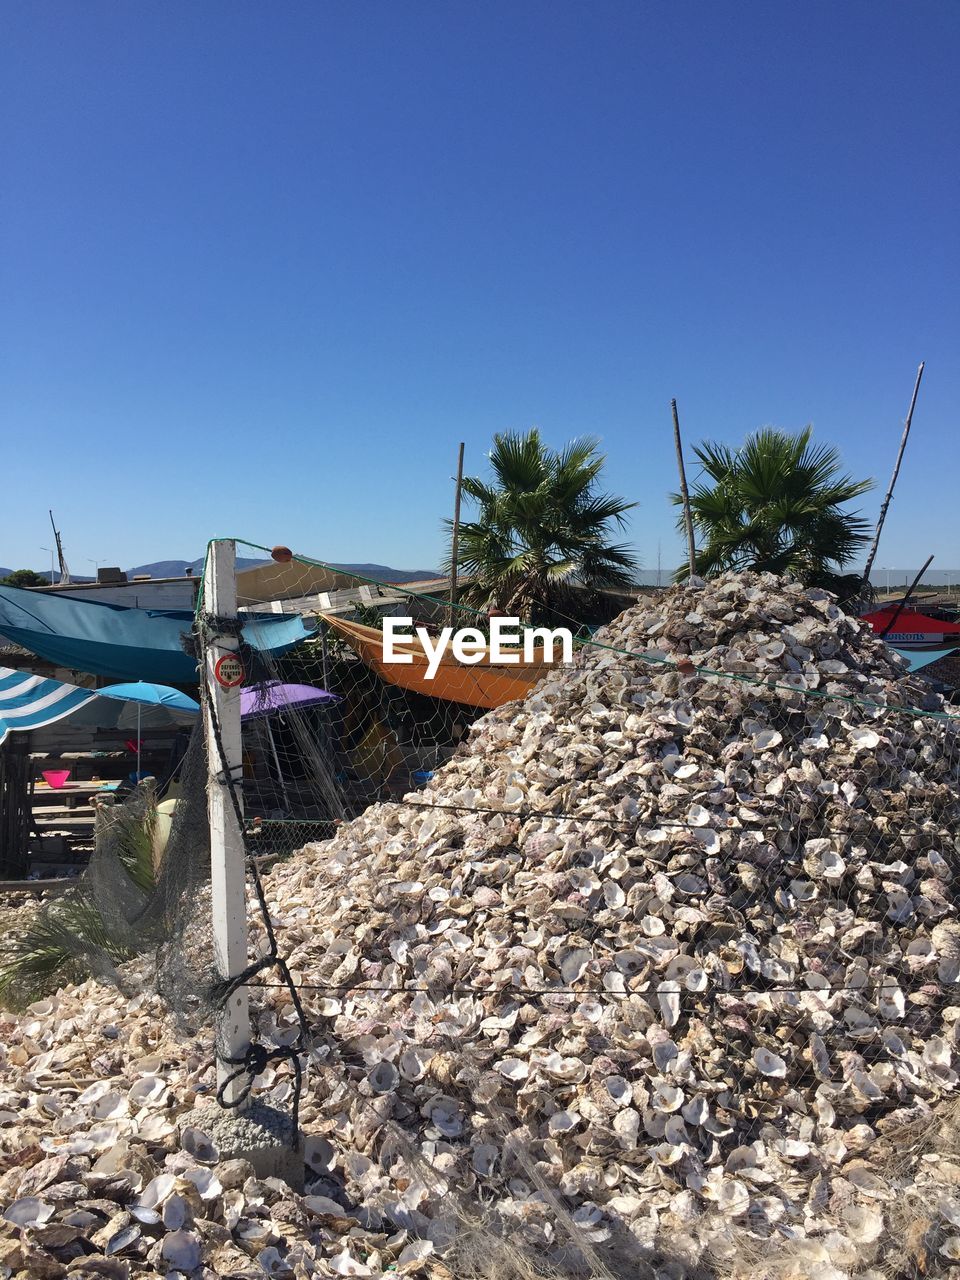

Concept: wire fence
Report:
left=215, top=539, right=959, bottom=866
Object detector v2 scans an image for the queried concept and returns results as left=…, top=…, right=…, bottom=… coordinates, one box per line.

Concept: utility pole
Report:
left=449, top=442, right=465, bottom=626
left=863, top=361, right=925, bottom=587
left=671, top=400, right=697, bottom=577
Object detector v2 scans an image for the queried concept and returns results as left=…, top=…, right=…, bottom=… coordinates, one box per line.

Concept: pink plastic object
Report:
left=42, top=769, right=71, bottom=789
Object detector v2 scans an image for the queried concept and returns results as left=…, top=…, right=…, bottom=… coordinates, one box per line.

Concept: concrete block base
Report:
left=179, top=1103, right=304, bottom=1192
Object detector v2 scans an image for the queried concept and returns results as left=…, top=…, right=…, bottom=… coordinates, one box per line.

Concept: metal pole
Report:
left=449, top=442, right=465, bottom=625
left=879, top=554, right=935, bottom=638
left=320, top=627, right=330, bottom=693
left=671, top=400, right=697, bottom=576
left=202, top=538, right=251, bottom=1107
left=863, top=361, right=925, bottom=586
left=266, top=717, right=292, bottom=812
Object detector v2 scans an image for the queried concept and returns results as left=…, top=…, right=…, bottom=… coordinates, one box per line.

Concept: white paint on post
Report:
left=202, top=538, right=251, bottom=1106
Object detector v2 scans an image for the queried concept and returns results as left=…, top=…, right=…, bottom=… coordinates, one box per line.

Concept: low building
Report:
left=33, top=567, right=199, bottom=611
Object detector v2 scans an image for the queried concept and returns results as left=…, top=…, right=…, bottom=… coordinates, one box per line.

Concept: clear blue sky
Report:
left=2, top=1, right=958, bottom=575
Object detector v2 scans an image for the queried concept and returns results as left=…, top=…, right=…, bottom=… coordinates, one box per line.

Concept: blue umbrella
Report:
left=97, top=681, right=200, bottom=712
left=97, top=682, right=200, bottom=776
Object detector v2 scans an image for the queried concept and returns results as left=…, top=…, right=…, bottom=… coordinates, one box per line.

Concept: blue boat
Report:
left=0, top=585, right=314, bottom=684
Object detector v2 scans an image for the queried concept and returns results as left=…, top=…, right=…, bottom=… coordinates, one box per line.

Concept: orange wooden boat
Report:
left=320, top=614, right=559, bottom=709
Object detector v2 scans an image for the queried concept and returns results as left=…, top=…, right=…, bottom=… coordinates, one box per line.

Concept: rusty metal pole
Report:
left=449, top=442, right=465, bottom=626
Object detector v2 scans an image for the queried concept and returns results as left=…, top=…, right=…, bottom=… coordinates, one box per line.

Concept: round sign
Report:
left=214, top=654, right=245, bottom=688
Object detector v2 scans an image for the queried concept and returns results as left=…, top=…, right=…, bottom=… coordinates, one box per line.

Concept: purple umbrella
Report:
left=239, top=681, right=338, bottom=811
left=240, top=681, right=338, bottom=719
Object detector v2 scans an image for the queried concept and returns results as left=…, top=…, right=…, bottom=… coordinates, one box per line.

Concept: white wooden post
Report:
left=202, top=538, right=251, bottom=1106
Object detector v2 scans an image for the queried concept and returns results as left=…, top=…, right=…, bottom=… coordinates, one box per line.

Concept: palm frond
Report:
left=0, top=795, right=161, bottom=1010
left=679, top=425, right=873, bottom=586
left=447, top=428, right=638, bottom=621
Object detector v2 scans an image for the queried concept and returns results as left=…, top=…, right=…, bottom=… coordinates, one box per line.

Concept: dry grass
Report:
left=873, top=1097, right=960, bottom=1280
left=443, top=1214, right=586, bottom=1280
left=697, top=1097, right=960, bottom=1280
left=440, top=1096, right=960, bottom=1280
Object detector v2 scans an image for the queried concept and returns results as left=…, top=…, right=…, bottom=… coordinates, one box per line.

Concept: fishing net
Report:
left=228, top=541, right=570, bottom=861
left=0, top=724, right=210, bottom=1014
left=0, top=549, right=501, bottom=1013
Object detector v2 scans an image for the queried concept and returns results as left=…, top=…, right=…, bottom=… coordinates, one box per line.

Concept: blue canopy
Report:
left=890, top=645, right=960, bottom=672
left=0, top=585, right=314, bottom=683
left=0, top=666, right=98, bottom=746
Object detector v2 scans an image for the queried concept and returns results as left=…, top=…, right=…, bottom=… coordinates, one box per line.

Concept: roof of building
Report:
left=864, top=608, right=960, bottom=635
left=32, top=576, right=197, bottom=592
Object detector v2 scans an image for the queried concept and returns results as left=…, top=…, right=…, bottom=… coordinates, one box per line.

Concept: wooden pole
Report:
left=202, top=538, right=251, bottom=1107
left=0, top=739, right=31, bottom=879
left=863, top=361, right=925, bottom=587
left=671, top=400, right=697, bottom=576
left=449, top=442, right=465, bottom=625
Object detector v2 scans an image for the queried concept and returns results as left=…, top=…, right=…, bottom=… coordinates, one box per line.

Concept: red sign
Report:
left=214, top=654, right=245, bottom=688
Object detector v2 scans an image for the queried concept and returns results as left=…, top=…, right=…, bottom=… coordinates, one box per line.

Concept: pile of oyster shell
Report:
left=2, top=571, right=960, bottom=1279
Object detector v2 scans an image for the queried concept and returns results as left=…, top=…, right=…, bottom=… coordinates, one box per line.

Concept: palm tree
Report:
left=445, top=429, right=638, bottom=623
left=672, top=427, right=873, bottom=593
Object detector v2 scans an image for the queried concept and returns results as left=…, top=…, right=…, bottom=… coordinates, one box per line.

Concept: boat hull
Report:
left=323, top=616, right=556, bottom=709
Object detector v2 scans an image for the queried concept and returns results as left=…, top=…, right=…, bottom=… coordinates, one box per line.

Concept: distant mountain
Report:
left=124, top=557, right=267, bottom=578
left=330, top=563, right=438, bottom=584
left=127, top=559, right=440, bottom=584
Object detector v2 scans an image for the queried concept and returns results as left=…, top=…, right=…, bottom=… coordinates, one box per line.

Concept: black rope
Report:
left=197, top=613, right=310, bottom=1145
left=250, top=975, right=917, bottom=998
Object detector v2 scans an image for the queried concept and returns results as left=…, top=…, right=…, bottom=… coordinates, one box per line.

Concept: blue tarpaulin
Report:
left=0, top=585, right=314, bottom=684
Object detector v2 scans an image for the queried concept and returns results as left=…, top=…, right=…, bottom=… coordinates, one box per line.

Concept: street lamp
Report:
left=40, top=546, right=56, bottom=584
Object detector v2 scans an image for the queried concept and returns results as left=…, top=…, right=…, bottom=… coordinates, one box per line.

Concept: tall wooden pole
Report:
left=449, top=442, right=465, bottom=625
left=202, top=538, right=251, bottom=1107
left=671, top=400, right=697, bottom=576
left=863, top=361, right=925, bottom=587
